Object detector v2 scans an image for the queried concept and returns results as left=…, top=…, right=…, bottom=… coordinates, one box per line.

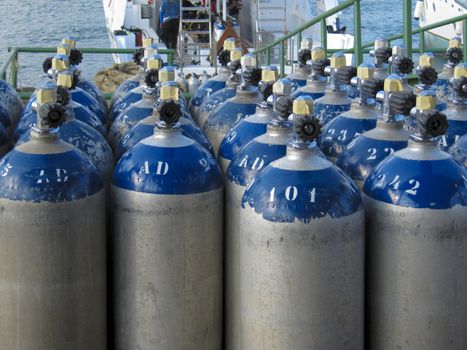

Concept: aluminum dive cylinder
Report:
left=337, top=75, right=415, bottom=189
left=17, top=83, right=114, bottom=183
left=314, top=52, right=354, bottom=126
left=217, top=67, right=286, bottom=174
left=109, top=55, right=162, bottom=123
left=0, top=79, right=23, bottom=123
left=319, top=63, right=382, bottom=162
left=116, top=82, right=214, bottom=159
left=287, top=37, right=313, bottom=90
left=291, top=47, right=328, bottom=100
left=203, top=55, right=262, bottom=155
left=108, top=67, right=166, bottom=150
left=195, top=48, right=243, bottom=127
left=389, top=48, right=414, bottom=93
left=232, top=97, right=364, bottom=349
left=449, top=133, right=467, bottom=166
left=111, top=90, right=223, bottom=350
left=439, top=63, right=467, bottom=150
left=363, top=91, right=467, bottom=350
left=437, top=37, right=463, bottom=90
left=369, top=37, right=392, bottom=80
left=414, top=52, right=447, bottom=111
left=189, top=37, right=237, bottom=119
left=224, top=95, right=294, bottom=348
left=0, top=96, right=106, bottom=349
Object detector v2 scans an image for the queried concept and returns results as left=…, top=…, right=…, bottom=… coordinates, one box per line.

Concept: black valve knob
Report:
left=374, top=47, right=392, bottom=63
left=361, top=79, right=384, bottom=98
left=389, top=91, right=416, bottom=115
left=418, top=66, right=438, bottom=86
left=298, top=48, right=312, bottom=66
left=446, top=47, right=463, bottom=65
left=294, top=115, right=322, bottom=141
left=242, top=67, right=262, bottom=87
left=38, top=102, right=66, bottom=128
left=258, top=80, right=274, bottom=101
left=228, top=59, right=242, bottom=74
left=56, top=86, right=71, bottom=106
left=419, top=111, right=449, bottom=137
left=157, top=100, right=182, bottom=125
left=312, top=58, right=330, bottom=77
left=218, top=49, right=231, bottom=67
left=69, top=48, right=83, bottom=66
left=133, top=48, right=145, bottom=66
left=335, top=66, right=358, bottom=85
left=42, top=57, right=53, bottom=74
left=275, top=96, right=293, bottom=119
left=393, top=56, right=414, bottom=74
left=453, top=76, right=467, bottom=98
left=144, top=68, right=159, bottom=88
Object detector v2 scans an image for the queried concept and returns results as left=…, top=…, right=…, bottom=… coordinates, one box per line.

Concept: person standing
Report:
left=159, top=0, right=181, bottom=50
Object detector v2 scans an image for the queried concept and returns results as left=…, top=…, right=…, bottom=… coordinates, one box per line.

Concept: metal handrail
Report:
left=0, top=46, right=175, bottom=89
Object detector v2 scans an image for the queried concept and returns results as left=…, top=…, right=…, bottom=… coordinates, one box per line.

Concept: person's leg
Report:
left=168, top=18, right=180, bottom=50
left=161, top=21, right=171, bottom=48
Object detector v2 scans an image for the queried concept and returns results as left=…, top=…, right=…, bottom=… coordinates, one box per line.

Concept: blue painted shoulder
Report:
left=0, top=148, right=102, bottom=202
left=113, top=140, right=223, bottom=194
left=204, top=99, right=258, bottom=129
left=242, top=165, right=361, bottom=222
left=190, top=80, right=227, bottom=107
left=314, top=102, right=351, bottom=126
left=291, top=90, right=325, bottom=100
left=364, top=155, right=467, bottom=209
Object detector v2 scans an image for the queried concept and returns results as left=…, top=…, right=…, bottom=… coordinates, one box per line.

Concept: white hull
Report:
left=418, top=0, right=465, bottom=42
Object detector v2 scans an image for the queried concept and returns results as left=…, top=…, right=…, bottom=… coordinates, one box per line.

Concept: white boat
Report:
left=102, top=0, right=354, bottom=71
left=414, top=0, right=466, bottom=45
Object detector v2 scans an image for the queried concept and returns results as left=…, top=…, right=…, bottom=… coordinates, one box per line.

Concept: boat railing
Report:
left=252, top=0, right=467, bottom=77
left=0, top=47, right=175, bottom=98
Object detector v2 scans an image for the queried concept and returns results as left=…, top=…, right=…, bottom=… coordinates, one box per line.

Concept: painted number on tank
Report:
left=367, top=147, right=395, bottom=160
left=0, top=159, right=12, bottom=177
left=238, top=155, right=265, bottom=171
left=440, top=135, right=460, bottom=147
left=269, top=186, right=317, bottom=202
left=376, top=173, right=421, bottom=195
left=140, top=161, right=169, bottom=175
left=226, top=131, right=237, bottom=142
left=37, top=169, right=69, bottom=184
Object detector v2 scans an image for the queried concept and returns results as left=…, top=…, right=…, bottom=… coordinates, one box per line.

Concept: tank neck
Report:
left=308, top=74, right=326, bottom=83
left=30, top=128, right=61, bottom=142
left=267, top=120, right=292, bottom=135
left=406, top=138, right=440, bottom=150
left=286, top=142, right=321, bottom=159
left=376, top=118, right=405, bottom=130
left=153, top=124, right=182, bottom=137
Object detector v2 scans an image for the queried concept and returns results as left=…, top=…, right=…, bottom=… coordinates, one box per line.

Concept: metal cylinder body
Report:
left=111, top=129, right=224, bottom=350
left=314, top=90, right=352, bottom=126
left=0, top=133, right=106, bottom=350
left=0, top=124, right=9, bottom=157
left=0, top=102, right=13, bottom=137
left=14, top=100, right=106, bottom=142
left=111, top=74, right=142, bottom=107
left=110, top=85, right=144, bottom=123
left=337, top=120, right=409, bottom=189
left=288, top=65, right=311, bottom=91
left=116, top=113, right=213, bottom=159
left=449, top=133, right=467, bottom=166
left=374, top=66, right=389, bottom=81
left=232, top=146, right=364, bottom=349
left=439, top=103, right=467, bottom=150
left=291, top=78, right=326, bottom=100
left=0, top=79, right=23, bottom=123
left=319, top=101, right=378, bottom=162
left=363, top=141, right=467, bottom=350
left=196, top=83, right=237, bottom=128
left=189, top=70, right=229, bottom=120
left=77, top=78, right=108, bottom=114
left=203, top=87, right=260, bottom=155
left=218, top=105, right=275, bottom=174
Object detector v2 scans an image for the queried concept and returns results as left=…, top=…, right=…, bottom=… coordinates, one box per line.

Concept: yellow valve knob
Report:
left=241, top=54, right=257, bottom=68
left=160, top=83, right=179, bottom=100
left=230, top=48, right=243, bottom=62
left=159, top=67, right=176, bottom=82
left=454, top=63, right=467, bottom=79
left=52, top=56, right=69, bottom=71
left=416, top=93, right=436, bottom=111
left=261, top=66, right=279, bottom=82
left=357, top=64, right=374, bottom=80
left=147, top=57, right=162, bottom=70
left=330, top=53, right=346, bottom=69
left=224, top=38, right=236, bottom=51
left=273, top=78, right=292, bottom=96
left=37, top=87, right=57, bottom=105
left=57, top=44, right=71, bottom=56
left=384, top=76, right=404, bottom=92
left=56, top=72, right=74, bottom=88
left=62, top=36, right=77, bottom=48
left=300, top=37, right=313, bottom=50
left=449, top=37, right=462, bottom=48
left=374, top=37, right=389, bottom=49
left=293, top=96, right=314, bottom=115
left=418, top=53, right=433, bottom=67
left=143, top=37, right=154, bottom=47
left=311, top=47, right=326, bottom=61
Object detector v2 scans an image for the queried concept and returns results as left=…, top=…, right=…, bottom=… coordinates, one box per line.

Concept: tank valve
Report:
left=389, top=91, right=416, bottom=115
left=298, top=48, right=312, bottom=67
left=335, top=66, right=358, bottom=85
left=218, top=49, right=231, bottom=67
left=374, top=46, right=392, bottom=64
left=133, top=48, right=145, bottom=65
left=294, top=115, right=322, bottom=142
left=242, top=66, right=262, bottom=87
left=452, top=76, right=467, bottom=99
left=69, top=48, right=83, bottom=66
left=420, top=111, right=449, bottom=137
left=393, top=56, right=414, bottom=75
left=275, top=96, right=294, bottom=120
left=418, top=66, right=438, bottom=86
left=42, top=57, right=53, bottom=74
left=38, top=102, right=66, bottom=130
left=56, top=86, right=71, bottom=106
left=145, top=69, right=159, bottom=88
left=157, top=100, right=182, bottom=125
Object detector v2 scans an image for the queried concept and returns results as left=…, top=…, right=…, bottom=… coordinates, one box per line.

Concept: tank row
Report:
left=0, top=35, right=465, bottom=350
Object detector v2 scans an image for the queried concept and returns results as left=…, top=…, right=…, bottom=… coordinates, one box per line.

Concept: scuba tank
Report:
left=231, top=96, right=364, bottom=349
left=111, top=89, right=223, bottom=349
left=291, top=47, right=328, bottom=100
left=195, top=48, right=243, bottom=127
left=314, top=52, right=355, bottom=126
left=449, top=133, right=467, bottom=166
left=203, top=54, right=262, bottom=155
left=287, top=37, right=313, bottom=90
left=363, top=91, right=467, bottom=350
left=0, top=79, right=22, bottom=124
left=17, top=82, right=114, bottom=183
left=189, top=37, right=237, bottom=119
left=109, top=55, right=163, bottom=123
left=439, top=63, right=467, bottom=150
left=116, top=82, right=214, bottom=159
left=217, top=67, right=285, bottom=173
left=389, top=45, right=414, bottom=92
left=319, top=63, right=383, bottom=162
left=369, top=37, right=392, bottom=80
left=0, top=101, right=13, bottom=137
left=337, top=75, right=416, bottom=188
left=0, top=95, right=106, bottom=349
left=414, top=52, right=447, bottom=111
left=437, top=36, right=463, bottom=91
